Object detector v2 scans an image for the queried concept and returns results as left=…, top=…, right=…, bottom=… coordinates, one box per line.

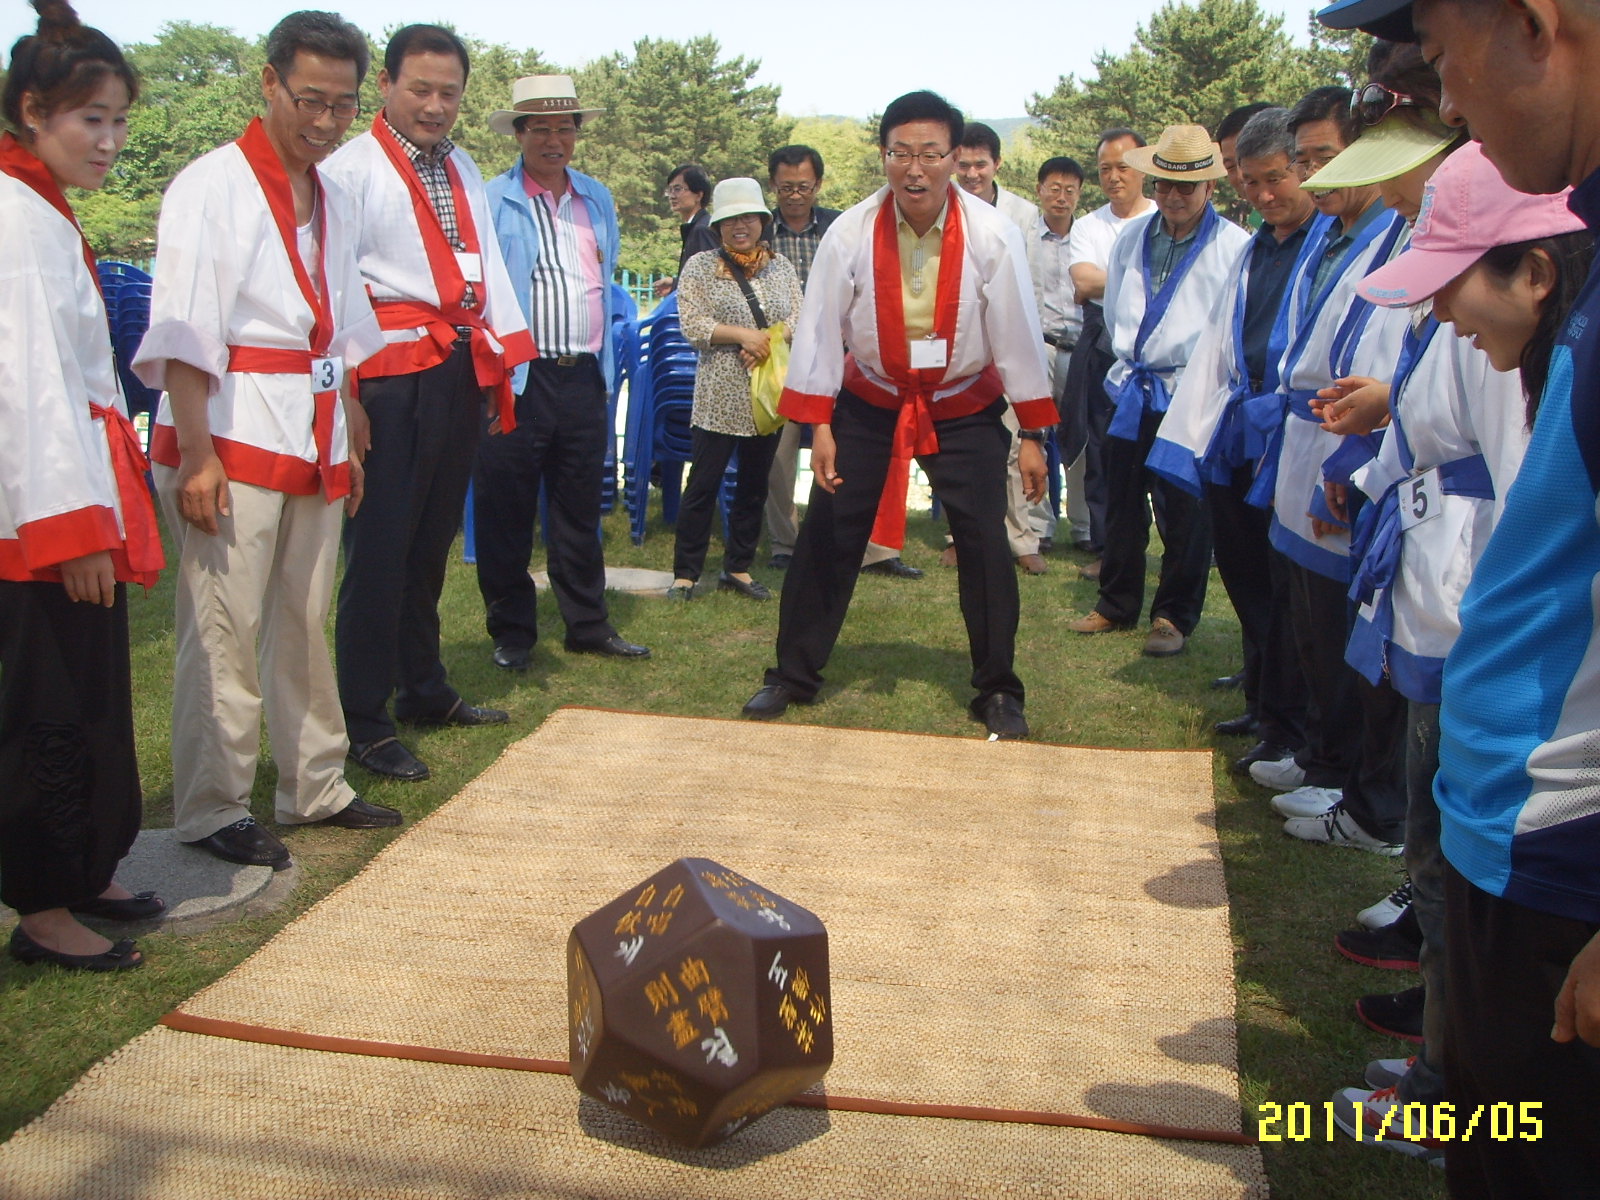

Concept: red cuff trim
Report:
left=8, top=507, right=121, bottom=572
left=1011, top=397, right=1058, bottom=429
left=150, top=426, right=334, bottom=498
left=499, top=328, right=537, bottom=368
left=779, top=388, right=836, bottom=424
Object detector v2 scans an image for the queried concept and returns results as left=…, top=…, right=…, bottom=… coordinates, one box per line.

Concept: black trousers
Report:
left=766, top=389, right=1022, bottom=708
left=1066, top=303, right=1114, bottom=553
left=1207, top=468, right=1307, bottom=749
left=0, top=581, right=142, bottom=915
left=673, top=426, right=780, bottom=582
left=1443, top=864, right=1600, bottom=1199
left=473, top=357, right=614, bottom=651
left=336, top=343, right=481, bottom=744
left=1096, top=408, right=1211, bottom=634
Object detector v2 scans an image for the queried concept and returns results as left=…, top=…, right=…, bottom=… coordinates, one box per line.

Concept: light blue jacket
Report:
left=487, top=159, right=620, bottom=394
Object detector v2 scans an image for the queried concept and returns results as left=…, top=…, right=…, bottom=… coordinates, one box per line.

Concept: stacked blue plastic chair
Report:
left=96, top=261, right=158, bottom=433
left=623, top=292, right=699, bottom=544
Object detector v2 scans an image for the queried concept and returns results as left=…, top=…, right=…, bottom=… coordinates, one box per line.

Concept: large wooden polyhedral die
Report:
left=566, top=858, right=833, bottom=1147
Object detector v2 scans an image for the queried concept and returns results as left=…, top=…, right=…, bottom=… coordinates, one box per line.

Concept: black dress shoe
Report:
left=403, top=700, right=508, bottom=728
left=310, top=797, right=404, bottom=829
left=862, top=556, right=924, bottom=579
left=182, top=816, right=291, bottom=870
left=718, top=571, right=772, bottom=600
left=9, top=926, right=143, bottom=972
left=1210, top=670, right=1245, bottom=690
left=566, top=635, right=651, bottom=658
left=492, top=643, right=531, bottom=671
left=768, top=553, right=792, bottom=569
left=1214, top=712, right=1258, bottom=737
left=971, top=693, right=1029, bottom=740
left=70, top=891, right=166, bottom=921
left=742, top=683, right=807, bottom=720
left=348, top=736, right=431, bottom=781
left=1231, top=740, right=1293, bottom=774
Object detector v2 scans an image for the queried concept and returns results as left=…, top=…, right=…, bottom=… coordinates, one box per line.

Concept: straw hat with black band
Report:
left=488, top=75, right=605, bottom=137
left=1122, top=124, right=1229, bottom=183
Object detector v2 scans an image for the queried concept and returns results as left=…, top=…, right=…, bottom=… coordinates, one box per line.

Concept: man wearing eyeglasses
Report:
left=741, top=90, right=1054, bottom=739
left=136, top=11, right=398, bottom=868
left=321, top=26, right=535, bottom=785
left=1066, top=124, right=1250, bottom=658
left=472, top=75, right=651, bottom=670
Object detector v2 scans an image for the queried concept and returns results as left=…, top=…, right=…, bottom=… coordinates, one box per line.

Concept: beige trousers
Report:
left=765, top=419, right=896, bottom=564
left=156, top=468, right=354, bottom=840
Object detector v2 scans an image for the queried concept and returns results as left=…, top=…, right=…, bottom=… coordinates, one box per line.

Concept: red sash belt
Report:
left=87, top=402, right=164, bottom=585
left=227, top=345, right=340, bottom=499
left=364, top=300, right=519, bottom=433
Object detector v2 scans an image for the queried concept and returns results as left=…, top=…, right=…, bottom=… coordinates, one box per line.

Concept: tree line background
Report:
left=0, top=0, right=1369, bottom=271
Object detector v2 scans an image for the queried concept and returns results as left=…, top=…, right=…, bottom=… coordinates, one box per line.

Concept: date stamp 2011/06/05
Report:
left=1257, top=1101, right=1543, bottom=1143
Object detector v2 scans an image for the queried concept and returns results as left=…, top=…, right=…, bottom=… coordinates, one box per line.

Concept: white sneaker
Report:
left=1330, top=1085, right=1444, bottom=1164
left=1364, top=1056, right=1417, bottom=1089
left=1283, top=803, right=1404, bottom=856
left=1248, top=756, right=1306, bottom=791
left=1270, top=785, right=1343, bottom=819
left=1359, top=875, right=1414, bottom=930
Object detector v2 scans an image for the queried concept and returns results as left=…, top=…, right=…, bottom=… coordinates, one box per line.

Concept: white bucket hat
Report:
left=709, top=177, right=769, bottom=226
left=489, top=75, right=605, bottom=137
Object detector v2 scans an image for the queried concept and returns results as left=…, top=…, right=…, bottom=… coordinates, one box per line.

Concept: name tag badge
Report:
left=1398, top=467, right=1443, bottom=531
left=909, top=337, right=948, bottom=370
left=310, top=355, right=344, bottom=394
left=454, top=251, right=484, bottom=283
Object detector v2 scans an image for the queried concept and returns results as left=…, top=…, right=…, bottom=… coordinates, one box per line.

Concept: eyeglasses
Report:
left=279, top=80, right=361, bottom=121
left=521, top=125, right=579, bottom=138
left=1353, top=82, right=1422, bottom=127
left=1038, top=183, right=1080, bottom=198
left=884, top=149, right=951, bottom=166
left=1153, top=178, right=1201, bottom=196
left=775, top=182, right=816, bottom=196
left=664, top=184, right=689, bottom=196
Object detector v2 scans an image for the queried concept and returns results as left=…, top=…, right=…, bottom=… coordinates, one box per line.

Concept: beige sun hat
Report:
left=708, top=177, right=769, bottom=226
left=488, top=75, right=605, bottom=137
left=1123, top=124, right=1228, bottom=182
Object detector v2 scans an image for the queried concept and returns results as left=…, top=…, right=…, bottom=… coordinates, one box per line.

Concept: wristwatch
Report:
left=1017, top=428, right=1051, bottom=443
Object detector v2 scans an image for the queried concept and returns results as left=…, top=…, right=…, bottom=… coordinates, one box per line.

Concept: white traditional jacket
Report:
left=135, top=119, right=384, bottom=502
left=321, top=119, right=535, bottom=430
left=1101, top=207, right=1252, bottom=440
left=0, top=147, right=161, bottom=587
left=778, top=183, right=1055, bottom=445
left=1258, top=205, right=1410, bottom=581
left=1345, top=316, right=1527, bottom=703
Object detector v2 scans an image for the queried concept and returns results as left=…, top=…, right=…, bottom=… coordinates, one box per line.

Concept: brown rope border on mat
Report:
left=159, top=1011, right=1256, bottom=1147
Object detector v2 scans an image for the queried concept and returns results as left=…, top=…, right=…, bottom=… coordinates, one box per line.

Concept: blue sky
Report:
left=3, top=0, right=1320, bottom=121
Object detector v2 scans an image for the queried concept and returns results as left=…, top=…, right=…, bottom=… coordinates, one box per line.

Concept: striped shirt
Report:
left=385, top=116, right=477, bottom=309
left=520, top=170, right=604, bottom=356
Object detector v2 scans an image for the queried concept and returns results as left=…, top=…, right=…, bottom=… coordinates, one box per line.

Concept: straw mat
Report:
left=0, top=707, right=1266, bottom=1198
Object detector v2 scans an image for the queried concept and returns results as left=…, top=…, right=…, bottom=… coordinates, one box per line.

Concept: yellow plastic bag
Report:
left=748, top=322, right=790, bottom=436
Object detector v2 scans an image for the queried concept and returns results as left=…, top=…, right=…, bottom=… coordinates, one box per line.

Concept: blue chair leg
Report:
left=463, top=478, right=476, bottom=564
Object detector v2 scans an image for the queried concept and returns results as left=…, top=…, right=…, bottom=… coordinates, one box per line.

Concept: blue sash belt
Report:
left=1107, top=363, right=1171, bottom=441
left=1349, top=454, right=1494, bottom=615
left=1244, top=389, right=1318, bottom=509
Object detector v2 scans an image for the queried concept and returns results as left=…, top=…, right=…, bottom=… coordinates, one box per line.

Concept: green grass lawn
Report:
left=0, top=503, right=1444, bottom=1199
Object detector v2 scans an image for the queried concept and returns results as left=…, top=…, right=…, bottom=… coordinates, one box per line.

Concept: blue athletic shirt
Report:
left=1435, top=166, right=1600, bottom=924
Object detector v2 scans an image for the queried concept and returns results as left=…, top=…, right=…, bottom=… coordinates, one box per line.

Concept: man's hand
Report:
left=1019, top=438, right=1047, bottom=504
left=344, top=456, right=365, bottom=518
left=344, top=392, right=371, bottom=465
left=653, top=277, right=676, bottom=299
left=1313, top=376, right=1392, bottom=436
left=1553, top=928, right=1600, bottom=1046
left=810, top=423, right=841, bottom=494
left=176, top=449, right=232, bottom=535
left=59, top=550, right=116, bottom=607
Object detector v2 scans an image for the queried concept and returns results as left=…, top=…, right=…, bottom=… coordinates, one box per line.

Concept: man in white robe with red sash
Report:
left=740, top=90, right=1054, bottom=739
left=322, top=26, right=535, bottom=784
left=134, top=12, right=398, bottom=870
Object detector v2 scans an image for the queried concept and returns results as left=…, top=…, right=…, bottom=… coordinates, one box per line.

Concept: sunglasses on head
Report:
left=1353, top=82, right=1422, bottom=127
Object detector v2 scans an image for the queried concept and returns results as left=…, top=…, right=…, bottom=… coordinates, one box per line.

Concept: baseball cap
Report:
left=1358, top=142, right=1583, bottom=307
left=1303, top=119, right=1460, bottom=191
left=1316, top=0, right=1419, bottom=41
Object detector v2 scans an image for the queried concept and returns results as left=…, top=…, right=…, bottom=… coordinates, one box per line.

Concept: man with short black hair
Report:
left=741, top=90, right=1053, bottom=739
left=137, top=10, right=400, bottom=869
left=475, top=75, right=650, bottom=669
left=761, top=144, right=919, bottom=578
left=1029, top=155, right=1088, bottom=553
left=323, top=25, right=534, bottom=784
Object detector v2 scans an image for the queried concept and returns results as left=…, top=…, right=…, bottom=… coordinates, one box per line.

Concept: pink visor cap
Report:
left=1358, top=142, right=1584, bottom=308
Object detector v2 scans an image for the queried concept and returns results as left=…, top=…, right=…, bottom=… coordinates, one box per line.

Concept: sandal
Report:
left=9, top=925, right=144, bottom=971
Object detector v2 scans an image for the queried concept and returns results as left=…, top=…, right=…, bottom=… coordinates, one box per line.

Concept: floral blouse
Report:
left=676, top=249, right=804, bottom=437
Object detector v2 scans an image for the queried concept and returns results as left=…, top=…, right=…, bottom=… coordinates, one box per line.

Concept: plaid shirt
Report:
left=385, top=115, right=477, bottom=309
left=766, top=205, right=839, bottom=289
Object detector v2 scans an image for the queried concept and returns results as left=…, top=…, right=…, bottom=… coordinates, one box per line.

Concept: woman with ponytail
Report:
left=1, top=0, right=164, bottom=971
